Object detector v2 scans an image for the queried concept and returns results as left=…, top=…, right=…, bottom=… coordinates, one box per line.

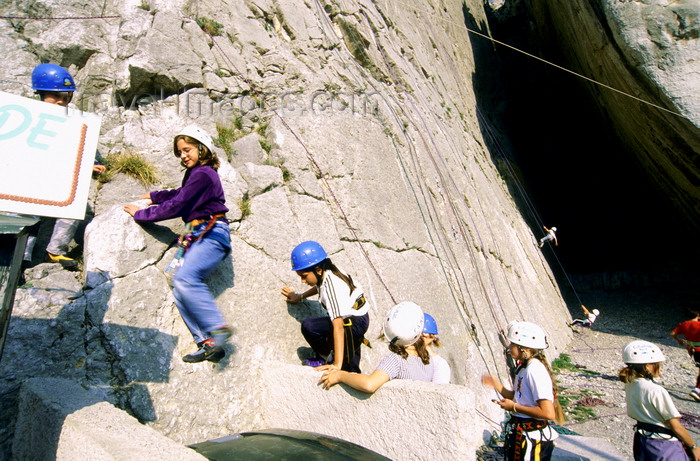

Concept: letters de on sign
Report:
left=0, top=91, right=101, bottom=220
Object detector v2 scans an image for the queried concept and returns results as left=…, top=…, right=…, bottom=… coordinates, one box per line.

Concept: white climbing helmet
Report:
left=173, top=125, right=215, bottom=156
left=506, top=321, right=548, bottom=349
left=592, top=309, right=600, bottom=316
left=383, top=302, right=424, bottom=346
left=551, top=227, right=557, bottom=232
left=622, top=340, right=665, bottom=364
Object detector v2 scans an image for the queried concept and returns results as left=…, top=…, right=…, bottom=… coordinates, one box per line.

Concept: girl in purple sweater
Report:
left=125, top=126, right=232, bottom=363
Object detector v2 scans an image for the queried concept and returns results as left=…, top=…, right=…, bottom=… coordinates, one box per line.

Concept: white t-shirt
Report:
left=625, top=378, right=681, bottom=430
left=431, top=354, right=451, bottom=384
left=513, top=359, right=554, bottom=420
left=319, top=270, right=369, bottom=319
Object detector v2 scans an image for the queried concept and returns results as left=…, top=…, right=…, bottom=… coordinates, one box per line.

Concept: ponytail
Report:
left=619, top=363, right=658, bottom=383
left=527, top=351, right=566, bottom=424
left=389, top=337, right=430, bottom=364
left=314, top=258, right=356, bottom=292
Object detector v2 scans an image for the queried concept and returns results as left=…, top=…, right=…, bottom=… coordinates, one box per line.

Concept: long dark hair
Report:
left=522, top=349, right=565, bottom=424
left=619, top=363, right=659, bottom=383
left=312, top=258, right=356, bottom=292
left=389, top=337, right=431, bottom=365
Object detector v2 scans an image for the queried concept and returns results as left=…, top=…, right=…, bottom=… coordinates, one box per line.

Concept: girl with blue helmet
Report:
left=281, top=241, right=369, bottom=373
left=422, top=313, right=451, bottom=383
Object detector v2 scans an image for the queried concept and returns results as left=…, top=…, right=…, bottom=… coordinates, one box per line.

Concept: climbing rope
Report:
left=476, top=108, right=586, bottom=308
left=390, top=0, right=688, bottom=120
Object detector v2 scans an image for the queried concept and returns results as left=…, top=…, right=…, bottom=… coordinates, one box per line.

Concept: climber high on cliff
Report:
left=538, top=226, right=558, bottom=248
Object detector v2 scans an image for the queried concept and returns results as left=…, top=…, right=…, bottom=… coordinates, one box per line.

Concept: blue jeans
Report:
left=172, top=221, right=231, bottom=344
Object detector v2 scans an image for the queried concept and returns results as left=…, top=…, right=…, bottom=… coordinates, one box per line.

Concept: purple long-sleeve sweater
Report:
left=133, top=164, right=228, bottom=223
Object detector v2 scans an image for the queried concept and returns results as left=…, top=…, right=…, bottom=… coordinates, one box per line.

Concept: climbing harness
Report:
left=504, top=416, right=555, bottom=461
left=165, top=213, right=228, bottom=273
left=635, top=421, right=678, bottom=440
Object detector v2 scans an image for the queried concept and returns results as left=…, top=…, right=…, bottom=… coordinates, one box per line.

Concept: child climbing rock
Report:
left=568, top=305, right=600, bottom=328
left=281, top=241, right=369, bottom=372
left=670, top=310, right=700, bottom=402
left=482, top=321, right=564, bottom=461
left=538, top=226, right=557, bottom=248
left=620, top=340, right=700, bottom=460
left=318, top=302, right=444, bottom=392
left=124, top=125, right=232, bottom=363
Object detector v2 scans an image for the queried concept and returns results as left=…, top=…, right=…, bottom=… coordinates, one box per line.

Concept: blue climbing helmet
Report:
left=31, top=63, right=77, bottom=91
left=291, top=241, right=328, bottom=271
left=423, top=313, right=439, bottom=335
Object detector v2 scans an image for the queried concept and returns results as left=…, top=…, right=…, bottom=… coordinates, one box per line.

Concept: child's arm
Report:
left=581, top=305, right=590, bottom=316
left=281, top=286, right=318, bottom=303
left=318, top=369, right=390, bottom=393
left=670, top=328, right=687, bottom=346
left=330, top=317, right=345, bottom=369
left=496, top=398, right=555, bottom=421
left=668, top=418, right=699, bottom=459
left=481, top=374, right=515, bottom=399
left=123, top=193, right=154, bottom=217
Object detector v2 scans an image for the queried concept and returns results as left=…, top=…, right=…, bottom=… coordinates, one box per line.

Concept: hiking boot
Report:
left=690, top=390, right=700, bottom=402
left=47, top=253, right=79, bottom=270
left=210, top=326, right=232, bottom=348
left=183, top=343, right=224, bottom=363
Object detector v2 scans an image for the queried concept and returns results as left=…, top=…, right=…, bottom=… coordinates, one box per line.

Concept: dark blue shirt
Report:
left=133, top=164, right=228, bottom=223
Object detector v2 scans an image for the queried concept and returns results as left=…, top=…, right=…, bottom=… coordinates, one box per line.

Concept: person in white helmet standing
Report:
left=124, top=126, right=232, bottom=363
left=620, top=340, right=700, bottom=461
left=482, top=321, right=564, bottom=461
left=538, top=226, right=557, bottom=248
left=318, top=302, right=444, bottom=393
left=568, top=305, right=600, bottom=328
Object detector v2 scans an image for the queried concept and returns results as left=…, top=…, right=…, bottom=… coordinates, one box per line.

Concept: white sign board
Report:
left=0, top=91, right=101, bottom=220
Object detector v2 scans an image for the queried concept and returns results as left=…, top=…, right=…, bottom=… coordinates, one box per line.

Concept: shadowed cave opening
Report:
left=471, top=3, right=699, bottom=285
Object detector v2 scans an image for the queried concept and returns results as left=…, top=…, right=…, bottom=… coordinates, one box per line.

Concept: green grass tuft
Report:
left=196, top=17, right=224, bottom=36
left=238, top=192, right=251, bottom=219
left=100, top=152, right=158, bottom=186
left=552, top=354, right=579, bottom=373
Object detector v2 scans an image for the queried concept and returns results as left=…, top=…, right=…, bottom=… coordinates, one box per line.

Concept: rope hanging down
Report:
left=476, top=108, right=586, bottom=307
left=394, top=0, right=688, bottom=120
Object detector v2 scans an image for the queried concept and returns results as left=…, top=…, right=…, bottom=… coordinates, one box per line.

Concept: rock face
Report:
left=0, top=0, right=695, bottom=459
left=490, top=0, right=700, bottom=229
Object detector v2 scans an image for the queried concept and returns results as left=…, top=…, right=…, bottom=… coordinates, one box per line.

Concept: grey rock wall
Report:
left=10, top=0, right=688, bottom=458
left=13, top=377, right=206, bottom=461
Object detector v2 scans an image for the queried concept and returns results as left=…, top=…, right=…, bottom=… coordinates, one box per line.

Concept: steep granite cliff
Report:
left=1, top=0, right=696, bottom=459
